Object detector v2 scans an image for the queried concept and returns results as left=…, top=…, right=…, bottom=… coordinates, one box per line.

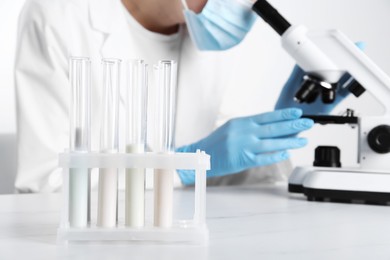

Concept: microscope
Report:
left=252, top=0, right=390, bottom=204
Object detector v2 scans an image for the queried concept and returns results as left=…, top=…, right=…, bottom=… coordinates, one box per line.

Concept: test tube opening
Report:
left=100, top=58, right=121, bottom=152
left=69, top=57, right=91, bottom=152
left=154, top=60, right=178, bottom=153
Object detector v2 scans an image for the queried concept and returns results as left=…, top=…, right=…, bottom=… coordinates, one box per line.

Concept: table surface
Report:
left=1, top=184, right=390, bottom=260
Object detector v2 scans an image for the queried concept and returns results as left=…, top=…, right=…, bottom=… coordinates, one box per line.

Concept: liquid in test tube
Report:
left=125, top=60, right=148, bottom=227
left=69, top=57, right=91, bottom=228
left=97, top=59, right=121, bottom=228
left=153, top=60, right=177, bottom=228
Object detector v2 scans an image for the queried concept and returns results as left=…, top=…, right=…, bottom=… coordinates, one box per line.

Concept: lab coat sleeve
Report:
left=15, top=1, right=70, bottom=192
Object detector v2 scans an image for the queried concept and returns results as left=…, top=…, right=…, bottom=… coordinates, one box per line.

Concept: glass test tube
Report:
left=97, top=59, right=121, bottom=228
left=125, top=60, right=148, bottom=227
left=69, top=57, right=91, bottom=228
left=153, top=60, right=178, bottom=228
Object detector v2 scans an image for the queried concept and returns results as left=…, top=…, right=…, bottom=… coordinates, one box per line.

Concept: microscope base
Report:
left=289, top=168, right=390, bottom=205
left=304, top=187, right=390, bottom=205
left=288, top=183, right=304, bottom=193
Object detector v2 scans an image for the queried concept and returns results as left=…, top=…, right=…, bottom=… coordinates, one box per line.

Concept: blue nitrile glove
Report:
left=275, top=42, right=366, bottom=114
left=177, top=108, right=314, bottom=185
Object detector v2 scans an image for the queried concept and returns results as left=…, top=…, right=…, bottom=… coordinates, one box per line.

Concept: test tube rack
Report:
left=57, top=150, right=210, bottom=245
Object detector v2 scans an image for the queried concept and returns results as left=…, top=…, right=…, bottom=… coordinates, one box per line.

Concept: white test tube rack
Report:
left=57, top=150, right=209, bottom=245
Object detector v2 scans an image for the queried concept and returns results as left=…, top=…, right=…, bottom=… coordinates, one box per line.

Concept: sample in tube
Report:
left=153, top=60, right=178, bottom=228
left=97, top=58, right=121, bottom=228
left=125, top=60, right=148, bottom=227
left=69, top=57, right=91, bottom=228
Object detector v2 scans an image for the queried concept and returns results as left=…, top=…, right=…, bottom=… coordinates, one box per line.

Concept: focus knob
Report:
left=367, top=125, right=390, bottom=154
left=313, top=146, right=341, bottom=168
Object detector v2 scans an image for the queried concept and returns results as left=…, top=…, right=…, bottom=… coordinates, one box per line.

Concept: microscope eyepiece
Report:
left=252, top=0, right=291, bottom=36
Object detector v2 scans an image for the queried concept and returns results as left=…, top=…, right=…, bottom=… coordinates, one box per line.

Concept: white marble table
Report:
left=0, top=184, right=390, bottom=260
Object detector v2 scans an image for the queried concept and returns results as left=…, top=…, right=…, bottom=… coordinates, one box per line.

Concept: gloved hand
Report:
left=177, top=108, right=314, bottom=185
left=275, top=42, right=366, bottom=114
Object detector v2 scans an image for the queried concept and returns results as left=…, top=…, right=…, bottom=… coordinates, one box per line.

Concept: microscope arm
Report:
left=306, top=29, right=390, bottom=115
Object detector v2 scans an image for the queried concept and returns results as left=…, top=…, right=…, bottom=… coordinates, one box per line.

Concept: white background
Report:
left=0, top=0, right=389, bottom=192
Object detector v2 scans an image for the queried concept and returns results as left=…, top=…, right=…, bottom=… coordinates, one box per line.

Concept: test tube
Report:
left=97, top=58, right=121, bottom=228
left=125, top=60, right=148, bottom=227
left=153, top=60, right=177, bottom=228
left=69, top=57, right=91, bottom=228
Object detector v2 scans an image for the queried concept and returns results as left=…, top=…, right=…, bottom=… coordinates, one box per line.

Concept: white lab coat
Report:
left=15, top=0, right=291, bottom=192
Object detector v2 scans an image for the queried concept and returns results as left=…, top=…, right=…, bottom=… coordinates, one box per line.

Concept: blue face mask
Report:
left=182, top=0, right=257, bottom=51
